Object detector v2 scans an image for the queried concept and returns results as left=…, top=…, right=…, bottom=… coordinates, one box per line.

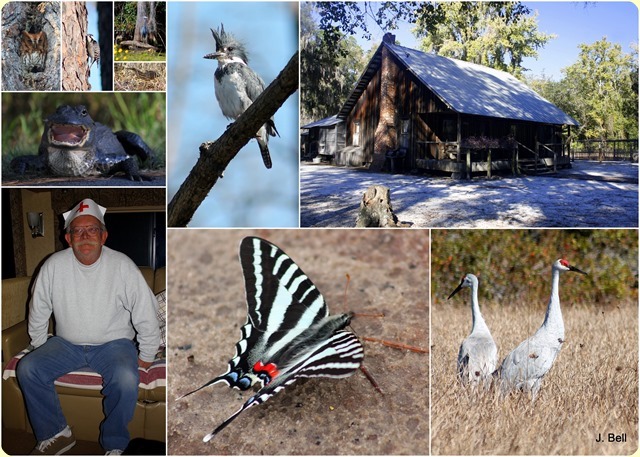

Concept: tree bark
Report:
left=168, top=51, right=299, bottom=227
left=1, top=2, right=61, bottom=91
left=135, top=2, right=154, bottom=44
left=61, top=2, right=89, bottom=91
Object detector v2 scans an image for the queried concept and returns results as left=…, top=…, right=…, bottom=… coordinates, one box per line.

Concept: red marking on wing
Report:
left=253, top=361, right=280, bottom=379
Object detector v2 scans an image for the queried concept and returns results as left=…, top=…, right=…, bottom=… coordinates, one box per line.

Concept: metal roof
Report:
left=338, top=42, right=578, bottom=126
left=301, top=115, right=343, bottom=129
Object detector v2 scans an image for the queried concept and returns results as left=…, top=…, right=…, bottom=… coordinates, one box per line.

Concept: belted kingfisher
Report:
left=204, top=24, right=279, bottom=169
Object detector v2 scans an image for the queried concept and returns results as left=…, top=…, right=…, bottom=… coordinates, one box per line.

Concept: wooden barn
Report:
left=302, top=33, right=579, bottom=176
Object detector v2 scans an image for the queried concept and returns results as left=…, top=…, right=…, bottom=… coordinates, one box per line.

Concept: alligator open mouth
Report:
left=48, top=123, right=89, bottom=147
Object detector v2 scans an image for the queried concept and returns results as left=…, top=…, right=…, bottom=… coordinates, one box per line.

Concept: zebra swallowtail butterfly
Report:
left=179, top=236, right=365, bottom=442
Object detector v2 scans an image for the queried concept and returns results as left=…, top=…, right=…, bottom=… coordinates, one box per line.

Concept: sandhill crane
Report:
left=497, top=258, right=587, bottom=397
left=448, top=274, right=498, bottom=387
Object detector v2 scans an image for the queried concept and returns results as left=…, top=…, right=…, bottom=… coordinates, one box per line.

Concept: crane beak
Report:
left=447, top=280, right=465, bottom=300
left=569, top=265, right=588, bottom=275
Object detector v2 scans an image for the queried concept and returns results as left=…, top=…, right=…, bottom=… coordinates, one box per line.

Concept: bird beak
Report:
left=569, top=265, right=588, bottom=275
left=204, top=51, right=224, bottom=60
left=447, top=280, right=465, bottom=300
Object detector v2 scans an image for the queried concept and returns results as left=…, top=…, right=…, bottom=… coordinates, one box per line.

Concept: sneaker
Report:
left=31, top=426, right=76, bottom=455
left=105, top=450, right=123, bottom=456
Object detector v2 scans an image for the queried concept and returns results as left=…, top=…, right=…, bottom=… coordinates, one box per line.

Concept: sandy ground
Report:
left=167, top=229, right=429, bottom=455
left=300, top=161, right=638, bottom=228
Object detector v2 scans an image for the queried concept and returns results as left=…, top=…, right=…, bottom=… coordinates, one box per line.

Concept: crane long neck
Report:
left=542, top=267, right=564, bottom=335
left=470, top=282, right=489, bottom=333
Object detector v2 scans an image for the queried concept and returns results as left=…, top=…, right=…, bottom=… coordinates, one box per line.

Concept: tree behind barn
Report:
left=413, top=2, right=554, bottom=78
left=300, top=3, right=366, bottom=125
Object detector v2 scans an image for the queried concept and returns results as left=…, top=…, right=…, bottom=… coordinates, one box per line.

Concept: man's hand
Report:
left=138, top=357, right=153, bottom=369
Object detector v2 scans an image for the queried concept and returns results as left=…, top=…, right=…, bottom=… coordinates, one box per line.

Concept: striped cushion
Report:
left=3, top=349, right=166, bottom=391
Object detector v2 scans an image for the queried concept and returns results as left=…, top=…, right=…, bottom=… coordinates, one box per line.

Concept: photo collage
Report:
left=0, top=1, right=638, bottom=456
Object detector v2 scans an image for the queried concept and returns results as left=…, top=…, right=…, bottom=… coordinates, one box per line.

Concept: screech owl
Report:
left=20, top=30, right=48, bottom=73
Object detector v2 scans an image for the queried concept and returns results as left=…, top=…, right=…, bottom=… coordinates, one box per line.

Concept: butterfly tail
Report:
left=175, top=375, right=227, bottom=400
left=203, top=394, right=262, bottom=442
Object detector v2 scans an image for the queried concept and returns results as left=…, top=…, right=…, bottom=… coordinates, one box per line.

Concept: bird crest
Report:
left=210, top=24, right=249, bottom=63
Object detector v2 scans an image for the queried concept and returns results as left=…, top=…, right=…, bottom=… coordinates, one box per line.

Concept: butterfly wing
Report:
left=202, top=330, right=364, bottom=442
left=179, top=237, right=332, bottom=397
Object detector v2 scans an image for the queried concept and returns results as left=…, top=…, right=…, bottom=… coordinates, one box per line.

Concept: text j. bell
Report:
left=596, top=433, right=626, bottom=442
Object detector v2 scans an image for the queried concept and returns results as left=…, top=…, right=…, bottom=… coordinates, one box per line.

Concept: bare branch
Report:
left=168, top=50, right=299, bottom=227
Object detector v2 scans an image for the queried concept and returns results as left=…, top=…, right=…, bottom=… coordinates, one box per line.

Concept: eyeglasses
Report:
left=69, top=226, right=102, bottom=237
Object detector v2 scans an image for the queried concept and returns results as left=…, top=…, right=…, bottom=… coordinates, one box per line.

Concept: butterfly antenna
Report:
left=343, top=273, right=351, bottom=309
left=352, top=311, right=385, bottom=318
left=359, top=364, right=384, bottom=395
left=362, top=336, right=429, bottom=353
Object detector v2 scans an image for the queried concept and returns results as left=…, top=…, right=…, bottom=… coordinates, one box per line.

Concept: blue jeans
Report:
left=16, top=336, right=139, bottom=451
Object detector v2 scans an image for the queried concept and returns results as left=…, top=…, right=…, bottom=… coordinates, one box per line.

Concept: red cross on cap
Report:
left=77, top=202, right=90, bottom=213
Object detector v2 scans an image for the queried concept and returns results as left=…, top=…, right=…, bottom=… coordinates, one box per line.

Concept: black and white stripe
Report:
left=180, top=237, right=364, bottom=441
left=203, top=331, right=363, bottom=442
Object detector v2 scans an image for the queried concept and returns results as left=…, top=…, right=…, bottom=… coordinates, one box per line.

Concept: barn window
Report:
left=353, top=121, right=361, bottom=146
left=400, top=119, right=411, bottom=149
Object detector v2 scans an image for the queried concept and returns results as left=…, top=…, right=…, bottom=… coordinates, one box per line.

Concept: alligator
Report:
left=10, top=104, right=157, bottom=181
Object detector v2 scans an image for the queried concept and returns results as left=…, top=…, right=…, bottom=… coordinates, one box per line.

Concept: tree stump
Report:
left=355, top=185, right=401, bottom=228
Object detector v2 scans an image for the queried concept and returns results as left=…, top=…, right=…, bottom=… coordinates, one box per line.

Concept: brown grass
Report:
left=114, top=62, right=166, bottom=91
left=431, top=300, right=638, bottom=455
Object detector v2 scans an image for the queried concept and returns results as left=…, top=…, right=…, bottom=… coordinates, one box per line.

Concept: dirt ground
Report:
left=166, top=229, right=429, bottom=455
left=300, top=161, right=638, bottom=228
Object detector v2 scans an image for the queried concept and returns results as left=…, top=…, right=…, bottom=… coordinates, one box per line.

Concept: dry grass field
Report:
left=432, top=302, right=637, bottom=455
left=431, top=230, right=638, bottom=455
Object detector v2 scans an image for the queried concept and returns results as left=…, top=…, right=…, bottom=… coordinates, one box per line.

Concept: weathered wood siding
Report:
left=344, top=52, right=451, bottom=169
left=342, top=48, right=567, bottom=170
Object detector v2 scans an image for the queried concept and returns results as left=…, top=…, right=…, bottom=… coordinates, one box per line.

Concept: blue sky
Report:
left=167, top=2, right=299, bottom=227
left=350, top=2, right=638, bottom=81
left=522, top=2, right=638, bottom=79
left=87, top=2, right=100, bottom=91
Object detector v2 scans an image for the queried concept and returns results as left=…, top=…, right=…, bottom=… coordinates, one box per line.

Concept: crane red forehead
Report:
left=560, top=259, right=570, bottom=267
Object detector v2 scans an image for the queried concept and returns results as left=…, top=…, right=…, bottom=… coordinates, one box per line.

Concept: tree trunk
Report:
left=61, top=2, right=89, bottom=91
left=97, top=2, right=113, bottom=90
left=148, top=2, right=157, bottom=44
left=1, top=2, right=61, bottom=91
left=135, top=2, right=155, bottom=44
left=355, top=185, right=400, bottom=228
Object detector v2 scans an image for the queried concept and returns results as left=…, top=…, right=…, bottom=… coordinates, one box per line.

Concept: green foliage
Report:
left=563, top=38, right=637, bottom=140
left=528, top=38, right=638, bottom=141
left=413, top=2, right=554, bottom=78
left=432, top=230, right=638, bottom=308
left=114, top=2, right=139, bottom=40
left=2, top=92, right=166, bottom=169
left=314, top=1, right=417, bottom=45
left=300, top=3, right=368, bottom=124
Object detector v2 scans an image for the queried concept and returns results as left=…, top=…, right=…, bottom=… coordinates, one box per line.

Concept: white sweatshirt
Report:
left=28, top=246, right=161, bottom=362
